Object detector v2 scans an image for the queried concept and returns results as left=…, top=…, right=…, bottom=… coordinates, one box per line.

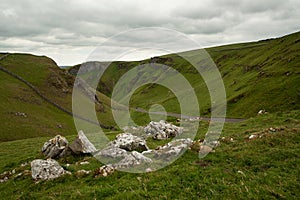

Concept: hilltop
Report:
left=69, top=31, right=300, bottom=123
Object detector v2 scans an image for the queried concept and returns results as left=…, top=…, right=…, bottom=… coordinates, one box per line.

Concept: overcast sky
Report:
left=0, top=0, right=299, bottom=65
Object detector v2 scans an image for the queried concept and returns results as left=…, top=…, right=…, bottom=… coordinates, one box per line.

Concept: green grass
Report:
left=0, top=53, right=116, bottom=142
left=0, top=32, right=299, bottom=199
left=0, top=110, right=299, bottom=199
left=69, top=31, right=300, bottom=122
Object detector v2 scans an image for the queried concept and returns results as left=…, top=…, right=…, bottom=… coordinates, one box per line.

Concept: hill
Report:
left=0, top=53, right=115, bottom=142
left=69, top=31, right=300, bottom=123
left=0, top=32, right=299, bottom=199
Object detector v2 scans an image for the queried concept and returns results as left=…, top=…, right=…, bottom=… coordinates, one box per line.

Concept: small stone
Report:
left=249, top=134, right=258, bottom=140
left=145, top=168, right=152, bottom=173
left=79, top=161, right=89, bottom=165
left=94, top=165, right=115, bottom=177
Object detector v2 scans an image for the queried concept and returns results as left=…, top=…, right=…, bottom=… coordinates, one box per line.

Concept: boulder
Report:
left=95, top=146, right=128, bottom=160
left=41, top=135, right=70, bottom=158
left=110, top=133, right=149, bottom=152
left=114, top=151, right=152, bottom=169
left=144, top=120, right=183, bottom=140
left=69, top=130, right=97, bottom=154
left=142, top=138, right=192, bottom=160
left=31, top=159, right=69, bottom=180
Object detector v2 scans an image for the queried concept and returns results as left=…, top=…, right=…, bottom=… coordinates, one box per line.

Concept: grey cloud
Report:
left=0, top=0, right=299, bottom=65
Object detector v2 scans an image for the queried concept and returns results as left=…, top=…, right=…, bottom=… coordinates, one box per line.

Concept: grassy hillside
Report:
left=0, top=111, right=299, bottom=199
left=69, top=31, right=300, bottom=121
left=0, top=33, right=299, bottom=199
left=0, top=53, right=115, bottom=142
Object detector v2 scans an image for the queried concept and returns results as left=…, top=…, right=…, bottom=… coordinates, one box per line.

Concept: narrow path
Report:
left=133, top=107, right=245, bottom=123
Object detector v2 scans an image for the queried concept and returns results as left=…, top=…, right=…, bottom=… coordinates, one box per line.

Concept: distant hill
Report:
left=1, top=31, right=299, bottom=141
left=69, top=31, right=300, bottom=120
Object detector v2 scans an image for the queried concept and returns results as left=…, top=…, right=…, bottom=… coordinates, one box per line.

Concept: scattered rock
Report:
left=94, top=165, right=115, bottom=177
left=95, top=147, right=128, bottom=160
left=69, top=130, right=97, bottom=154
left=144, top=120, right=183, bottom=140
left=0, top=176, right=8, bottom=183
left=258, top=110, right=267, bottom=115
left=15, top=112, right=27, bottom=117
left=31, top=159, right=70, bottom=180
left=114, top=151, right=152, bottom=169
left=143, top=138, right=193, bottom=160
left=145, top=168, right=153, bottom=173
left=79, top=161, right=89, bottom=165
left=42, top=135, right=70, bottom=158
left=190, top=139, right=204, bottom=152
left=249, top=134, right=258, bottom=140
left=110, top=133, right=149, bottom=152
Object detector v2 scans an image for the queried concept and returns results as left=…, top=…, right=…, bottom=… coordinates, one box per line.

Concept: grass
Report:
left=68, top=31, right=300, bottom=121
left=0, top=32, right=299, bottom=199
left=0, top=110, right=299, bottom=199
left=0, top=53, right=116, bottom=142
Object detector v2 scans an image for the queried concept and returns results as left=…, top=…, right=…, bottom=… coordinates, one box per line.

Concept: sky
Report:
left=0, top=0, right=299, bottom=66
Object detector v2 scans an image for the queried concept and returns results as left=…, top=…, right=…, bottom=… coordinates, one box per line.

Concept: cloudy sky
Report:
left=0, top=0, right=299, bottom=65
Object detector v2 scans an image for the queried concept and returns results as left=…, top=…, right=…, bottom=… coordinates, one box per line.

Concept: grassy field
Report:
left=0, top=32, right=299, bottom=199
left=0, top=110, right=299, bottom=199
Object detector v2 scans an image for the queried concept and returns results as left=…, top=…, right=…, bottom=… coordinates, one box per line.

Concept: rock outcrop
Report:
left=31, top=159, right=70, bottom=180
left=144, top=120, right=183, bottom=140
left=41, top=135, right=70, bottom=158
left=114, top=151, right=152, bottom=169
left=110, top=133, right=149, bottom=152
left=142, top=138, right=193, bottom=160
left=69, top=130, right=97, bottom=154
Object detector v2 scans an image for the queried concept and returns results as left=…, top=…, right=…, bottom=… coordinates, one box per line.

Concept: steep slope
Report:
left=69, top=31, right=300, bottom=120
left=0, top=53, right=115, bottom=142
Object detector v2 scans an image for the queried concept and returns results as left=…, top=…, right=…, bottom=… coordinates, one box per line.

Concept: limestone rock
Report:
left=94, top=165, right=115, bottom=177
left=114, top=151, right=152, bottom=169
left=142, top=138, right=192, bottom=160
left=31, top=159, right=69, bottom=180
left=110, top=133, right=149, bottom=152
left=95, top=146, right=128, bottom=160
left=144, top=120, right=183, bottom=140
left=41, top=135, right=70, bottom=158
left=69, top=130, right=97, bottom=154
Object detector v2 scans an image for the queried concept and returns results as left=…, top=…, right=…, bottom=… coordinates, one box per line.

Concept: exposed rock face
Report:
left=69, top=130, right=97, bottom=154
left=41, top=135, right=70, bottom=158
left=94, top=165, right=115, bottom=177
left=110, top=133, right=149, bottom=152
left=114, top=151, right=152, bottom=169
left=31, top=159, right=69, bottom=180
left=142, top=138, right=193, bottom=160
left=144, top=120, right=183, bottom=140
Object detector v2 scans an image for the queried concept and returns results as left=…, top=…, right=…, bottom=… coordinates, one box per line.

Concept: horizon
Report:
left=1, top=0, right=299, bottom=66
left=4, top=30, right=299, bottom=67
